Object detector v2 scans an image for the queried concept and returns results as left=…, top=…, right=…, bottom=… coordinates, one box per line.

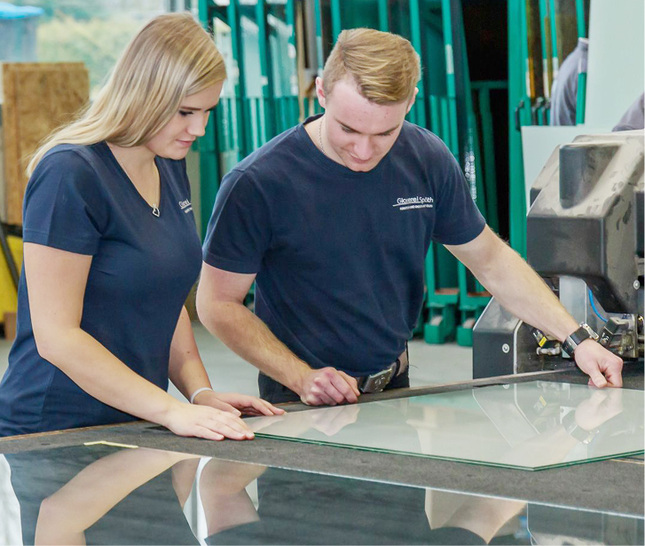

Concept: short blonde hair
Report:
left=322, top=28, right=420, bottom=104
left=28, top=12, right=226, bottom=174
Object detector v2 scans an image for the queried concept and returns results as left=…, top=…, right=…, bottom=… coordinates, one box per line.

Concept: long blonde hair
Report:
left=28, top=12, right=226, bottom=175
left=322, top=28, right=420, bottom=104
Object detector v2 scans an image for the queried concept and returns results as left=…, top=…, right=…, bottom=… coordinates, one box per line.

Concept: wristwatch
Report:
left=562, top=323, right=599, bottom=356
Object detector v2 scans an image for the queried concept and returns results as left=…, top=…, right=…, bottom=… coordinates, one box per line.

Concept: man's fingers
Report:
left=327, top=372, right=359, bottom=403
left=311, top=374, right=346, bottom=404
left=324, top=372, right=359, bottom=404
left=311, top=385, right=341, bottom=405
left=604, top=357, right=624, bottom=387
left=300, top=368, right=362, bottom=406
left=604, top=368, right=623, bottom=387
left=575, top=342, right=624, bottom=389
left=303, top=386, right=339, bottom=406
left=338, top=371, right=361, bottom=397
left=589, top=371, right=608, bottom=388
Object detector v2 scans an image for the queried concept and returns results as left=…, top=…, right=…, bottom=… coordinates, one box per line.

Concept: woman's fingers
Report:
left=209, top=398, right=242, bottom=416
left=205, top=410, right=254, bottom=440
left=168, top=404, right=254, bottom=440
left=240, top=397, right=285, bottom=416
left=215, top=393, right=286, bottom=416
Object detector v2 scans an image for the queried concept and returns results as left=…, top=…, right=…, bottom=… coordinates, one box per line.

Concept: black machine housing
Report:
left=473, top=131, right=644, bottom=378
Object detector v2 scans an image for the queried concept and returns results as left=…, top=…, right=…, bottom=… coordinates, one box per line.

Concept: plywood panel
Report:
left=2, top=62, right=89, bottom=225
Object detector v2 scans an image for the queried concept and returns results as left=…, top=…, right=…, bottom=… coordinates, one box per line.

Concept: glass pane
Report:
left=1, top=443, right=642, bottom=545
left=247, top=380, right=644, bottom=470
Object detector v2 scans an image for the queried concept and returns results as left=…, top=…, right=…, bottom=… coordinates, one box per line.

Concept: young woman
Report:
left=0, top=12, right=282, bottom=439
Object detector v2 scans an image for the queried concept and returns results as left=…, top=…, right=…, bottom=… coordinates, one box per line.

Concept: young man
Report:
left=197, top=28, right=623, bottom=405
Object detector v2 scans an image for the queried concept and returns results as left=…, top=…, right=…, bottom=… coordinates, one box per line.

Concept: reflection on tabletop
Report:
left=246, top=380, right=643, bottom=470
left=1, top=442, right=642, bottom=545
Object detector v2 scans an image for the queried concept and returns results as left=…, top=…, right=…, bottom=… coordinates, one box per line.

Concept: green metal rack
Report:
left=574, top=0, right=587, bottom=124
left=198, top=0, right=301, bottom=235
left=507, top=0, right=588, bottom=260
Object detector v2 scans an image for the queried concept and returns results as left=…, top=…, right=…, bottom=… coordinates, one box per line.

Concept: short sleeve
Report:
left=22, top=148, right=107, bottom=256
left=431, top=148, right=486, bottom=245
left=202, top=169, right=272, bottom=274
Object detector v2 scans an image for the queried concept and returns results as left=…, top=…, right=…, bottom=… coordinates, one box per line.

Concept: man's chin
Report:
left=345, top=159, right=379, bottom=172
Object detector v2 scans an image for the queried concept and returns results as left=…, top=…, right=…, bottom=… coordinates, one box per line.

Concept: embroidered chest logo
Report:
left=392, top=196, right=434, bottom=211
left=178, top=199, right=193, bottom=214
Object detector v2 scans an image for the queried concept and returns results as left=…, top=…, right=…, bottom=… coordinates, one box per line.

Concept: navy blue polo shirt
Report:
left=0, top=142, right=201, bottom=436
left=203, top=118, right=485, bottom=376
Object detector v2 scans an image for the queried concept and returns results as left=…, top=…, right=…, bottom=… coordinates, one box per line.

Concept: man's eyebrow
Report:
left=338, top=120, right=401, bottom=134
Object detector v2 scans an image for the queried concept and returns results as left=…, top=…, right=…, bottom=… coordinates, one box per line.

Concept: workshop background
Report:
left=0, top=0, right=643, bottom=386
left=0, top=3, right=643, bottom=546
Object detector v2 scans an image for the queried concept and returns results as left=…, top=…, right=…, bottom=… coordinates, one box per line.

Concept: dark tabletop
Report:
left=1, top=365, right=643, bottom=516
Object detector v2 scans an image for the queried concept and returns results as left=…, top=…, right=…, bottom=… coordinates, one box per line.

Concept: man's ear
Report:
left=315, top=77, right=326, bottom=109
left=405, top=87, right=419, bottom=114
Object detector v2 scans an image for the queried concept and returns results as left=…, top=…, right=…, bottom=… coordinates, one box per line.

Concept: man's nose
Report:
left=353, top=136, right=373, bottom=159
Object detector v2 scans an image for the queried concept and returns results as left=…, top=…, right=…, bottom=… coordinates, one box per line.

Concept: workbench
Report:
left=1, top=366, right=643, bottom=545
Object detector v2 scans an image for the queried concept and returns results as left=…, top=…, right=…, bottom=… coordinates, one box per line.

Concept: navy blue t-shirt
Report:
left=203, top=117, right=485, bottom=376
left=0, top=142, right=201, bottom=436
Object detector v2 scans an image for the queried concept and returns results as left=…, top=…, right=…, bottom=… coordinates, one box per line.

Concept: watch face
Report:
left=580, top=323, right=599, bottom=340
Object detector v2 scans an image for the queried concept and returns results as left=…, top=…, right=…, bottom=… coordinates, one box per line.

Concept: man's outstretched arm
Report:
left=446, top=226, right=623, bottom=387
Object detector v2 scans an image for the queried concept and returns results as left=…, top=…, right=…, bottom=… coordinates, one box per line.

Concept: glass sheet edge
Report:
left=254, top=433, right=644, bottom=472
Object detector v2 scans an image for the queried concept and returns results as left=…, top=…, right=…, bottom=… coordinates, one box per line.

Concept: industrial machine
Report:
left=473, top=131, right=644, bottom=378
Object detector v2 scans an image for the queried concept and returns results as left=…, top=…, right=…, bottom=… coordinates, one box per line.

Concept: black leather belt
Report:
left=357, top=347, right=409, bottom=394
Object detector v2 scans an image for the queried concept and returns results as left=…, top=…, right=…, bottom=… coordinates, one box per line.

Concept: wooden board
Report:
left=3, top=311, right=16, bottom=341
left=2, top=62, right=89, bottom=225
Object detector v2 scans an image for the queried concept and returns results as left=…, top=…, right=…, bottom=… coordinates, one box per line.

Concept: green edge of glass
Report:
left=254, top=432, right=644, bottom=472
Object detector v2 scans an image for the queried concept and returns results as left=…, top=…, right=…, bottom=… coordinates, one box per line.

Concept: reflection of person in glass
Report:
left=19, top=446, right=521, bottom=545
left=248, top=383, right=630, bottom=470
left=34, top=448, right=200, bottom=544
left=409, top=385, right=626, bottom=469
left=0, top=13, right=282, bottom=440
left=498, top=386, right=624, bottom=467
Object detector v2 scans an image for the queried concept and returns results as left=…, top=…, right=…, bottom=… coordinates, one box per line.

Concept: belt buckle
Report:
left=358, top=363, right=396, bottom=394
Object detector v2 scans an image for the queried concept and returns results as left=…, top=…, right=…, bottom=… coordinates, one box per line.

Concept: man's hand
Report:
left=574, top=339, right=624, bottom=388
left=297, top=367, right=360, bottom=406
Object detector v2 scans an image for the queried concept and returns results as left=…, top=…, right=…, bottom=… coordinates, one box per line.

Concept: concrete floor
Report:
left=0, top=322, right=473, bottom=400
